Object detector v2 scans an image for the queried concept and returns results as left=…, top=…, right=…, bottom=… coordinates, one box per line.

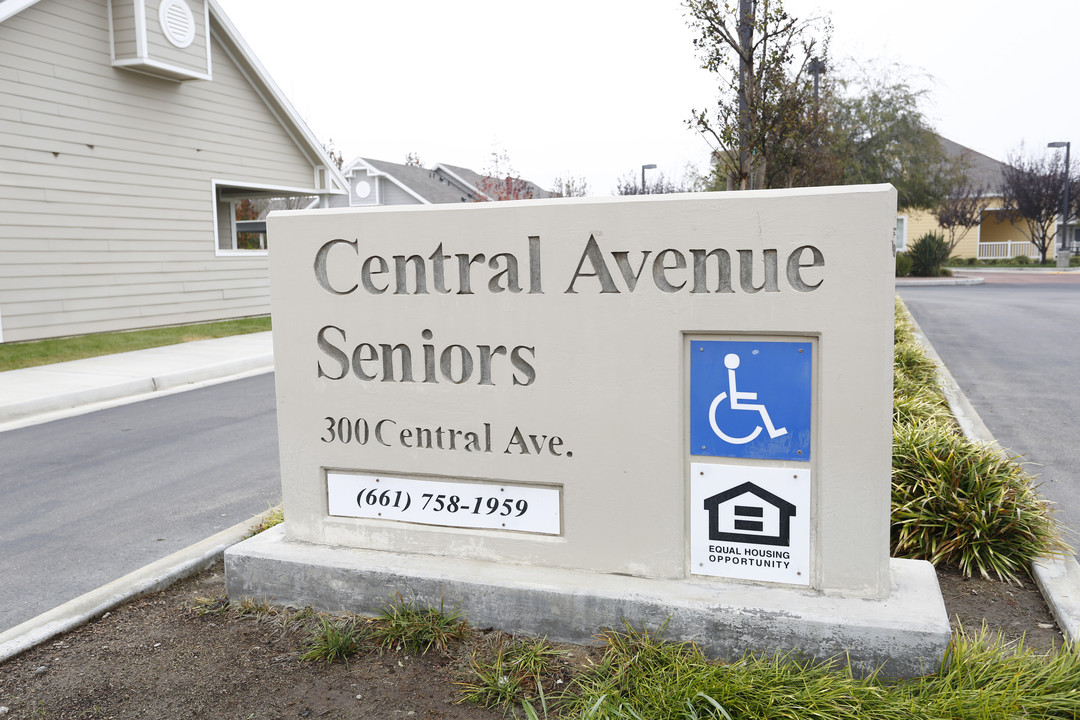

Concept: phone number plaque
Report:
left=327, top=471, right=561, bottom=535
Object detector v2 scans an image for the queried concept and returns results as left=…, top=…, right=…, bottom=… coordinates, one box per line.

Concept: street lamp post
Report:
left=1048, top=141, right=1071, bottom=268
left=641, top=164, right=657, bottom=194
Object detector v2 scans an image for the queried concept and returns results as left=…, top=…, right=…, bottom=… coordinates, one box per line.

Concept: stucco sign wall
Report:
left=266, top=187, right=897, bottom=598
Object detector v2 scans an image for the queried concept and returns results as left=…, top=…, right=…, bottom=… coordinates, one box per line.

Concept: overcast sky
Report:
left=215, top=0, right=1079, bottom=196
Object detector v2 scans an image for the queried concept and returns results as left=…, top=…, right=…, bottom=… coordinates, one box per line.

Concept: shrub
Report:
left=891, top=420, right=1068, bottom=583
left=895, top=252, right=913, bottom=277
left=908, top=232, right=952, bottom=276
left=1013, top=254, right=1033, bottom=265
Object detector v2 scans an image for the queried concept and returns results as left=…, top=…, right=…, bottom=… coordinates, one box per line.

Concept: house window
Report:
left=895, top=216, right=908, bottom=252
left=214, top=183, right=316, bottom=254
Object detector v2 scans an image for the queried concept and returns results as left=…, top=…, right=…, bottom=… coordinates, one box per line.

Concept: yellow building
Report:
left=897, top=138, right=1059, bottom=262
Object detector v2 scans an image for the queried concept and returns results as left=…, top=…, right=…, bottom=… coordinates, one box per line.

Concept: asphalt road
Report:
left=899, top=275, right=1080, bottom=559
left=0, top=373, right=280, bottom=633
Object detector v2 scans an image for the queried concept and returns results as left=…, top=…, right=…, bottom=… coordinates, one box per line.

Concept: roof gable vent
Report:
left=108, top=0, right=211, bottom=81
left=160, top=0, right=195, bottom=48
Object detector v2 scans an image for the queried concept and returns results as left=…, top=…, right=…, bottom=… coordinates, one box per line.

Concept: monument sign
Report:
left=226, top=186, right=951, bottom=676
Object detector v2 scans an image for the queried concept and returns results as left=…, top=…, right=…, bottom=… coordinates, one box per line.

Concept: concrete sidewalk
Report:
left=0, top=332, right=274, bottom=430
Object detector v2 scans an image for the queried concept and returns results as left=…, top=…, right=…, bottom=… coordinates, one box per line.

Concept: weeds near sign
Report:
left=300, top=615, right=365, bottom=664
left=244, top=502, right=283, bottom=538
left=459, top=635, right=569, bottom=710
left=369, top=594, right=468, bottom=654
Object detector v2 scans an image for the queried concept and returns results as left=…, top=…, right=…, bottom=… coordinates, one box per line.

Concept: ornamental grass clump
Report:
left=918, top=626, right=1080, bottom=718
left=545, top=624, right=1080, bottom=720
left=891, top=420, right=1067, bottom=583
left=890, top=300, right=1071, bottom=582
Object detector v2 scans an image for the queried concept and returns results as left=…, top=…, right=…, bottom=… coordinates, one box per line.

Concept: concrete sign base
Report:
left=226, top=525, right=951, bottom=678
left=230, top=187, right=952, bottom=676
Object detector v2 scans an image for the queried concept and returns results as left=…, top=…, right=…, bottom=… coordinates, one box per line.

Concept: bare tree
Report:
left=551, top=175, right=589, bottom=197
left=321, top=139, right=344, bottom=170
left=615, top=165, right=702, bottom=195
left=932, top=179, right=993, bottom=254
left=475, top=150, right=534, bottom=201
left=1000, top=150, right=1075, bottom=264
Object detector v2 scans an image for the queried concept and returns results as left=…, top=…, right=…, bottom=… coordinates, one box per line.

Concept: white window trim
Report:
left=212, top=179, right=321, bottom=257
left=895, top=215, right=909, bottom=252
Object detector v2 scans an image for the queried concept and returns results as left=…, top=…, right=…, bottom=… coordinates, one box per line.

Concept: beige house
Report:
left=0, top=0, right=347, bottom=343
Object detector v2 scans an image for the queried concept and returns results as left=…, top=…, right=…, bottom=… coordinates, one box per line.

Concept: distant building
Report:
left=330, top=157, right=552, bottom=208
left=899, top=137, right=1073, bottom=261
left=0, top=0, right=347, bottom=343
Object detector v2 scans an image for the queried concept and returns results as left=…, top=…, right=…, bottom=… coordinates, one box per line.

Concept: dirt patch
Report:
left=934, top=564, right=1063, bottom=652
left=0, top=563, right=1067, bottom=719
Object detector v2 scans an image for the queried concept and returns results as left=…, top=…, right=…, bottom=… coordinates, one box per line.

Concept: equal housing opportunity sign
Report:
left=225, top=187, right=952, bottom=676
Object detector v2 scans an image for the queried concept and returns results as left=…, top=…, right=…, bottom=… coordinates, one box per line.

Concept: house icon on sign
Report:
left=703, top=481, right=796, bottom=547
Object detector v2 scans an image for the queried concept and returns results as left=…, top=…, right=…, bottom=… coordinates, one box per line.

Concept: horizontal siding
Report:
left=0, top=267, right=267, bottom=290
left=380, top=181, right=424, bottom=205
left=0, top=0, right=319, bottom=342
left=110, top=1, right=139, bottom=60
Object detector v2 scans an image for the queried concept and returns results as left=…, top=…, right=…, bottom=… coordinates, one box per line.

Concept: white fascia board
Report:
left=212, top=178, right=326, bottom=196
left=0, top=0, right=45, bottom=24
left=344, top=157, right=379, bottom=176
left=433, top=163, right=493, bottom=201
left=207, top=0, right=349, bottom=196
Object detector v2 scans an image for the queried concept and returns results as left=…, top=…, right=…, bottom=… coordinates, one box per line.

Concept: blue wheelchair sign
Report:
left=690, top=340, right=812, bottom=461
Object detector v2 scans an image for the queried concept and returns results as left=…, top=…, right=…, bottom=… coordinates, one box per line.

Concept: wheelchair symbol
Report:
left=708, top=353, right=787, bottom=445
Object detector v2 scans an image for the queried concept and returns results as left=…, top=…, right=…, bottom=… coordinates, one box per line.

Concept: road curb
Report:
left=0, top=354, right=274, bottom=426
left=901, top=299, right=1080, bottom=645
left=0, top=508, right=278, bottom=664
left=895, top=277, right=984, bottom=286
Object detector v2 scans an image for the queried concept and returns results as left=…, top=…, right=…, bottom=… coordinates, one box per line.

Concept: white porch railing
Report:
left=977, top=241, right=1040, bottom=260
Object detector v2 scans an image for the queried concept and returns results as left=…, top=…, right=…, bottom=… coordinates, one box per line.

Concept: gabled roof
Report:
left=938, top=136, right=1007, bottom=191
left=345, top=158, right=554, bottom=204
left=0, top=0, right=349, bottom=197
left=349, top=158, right=480, bottom=204
left=435, top=163, right=496, bottom=201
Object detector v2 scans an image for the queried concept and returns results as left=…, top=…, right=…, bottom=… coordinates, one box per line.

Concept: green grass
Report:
left=0, top=316, right=271, bottom=372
